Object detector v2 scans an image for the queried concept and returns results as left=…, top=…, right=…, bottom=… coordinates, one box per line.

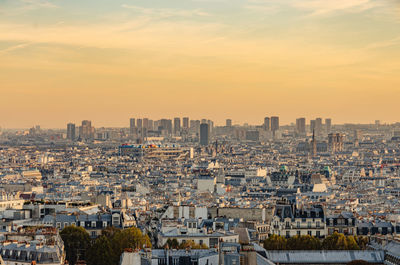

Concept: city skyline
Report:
left=1, top=0, right=400, bottom=128
left=0, top=115, right=397, bottom=129
left=1, top=115, right=399, bottom=130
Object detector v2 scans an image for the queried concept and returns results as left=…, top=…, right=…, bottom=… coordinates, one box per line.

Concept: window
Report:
left=64, top=222, right=69, bottom=228
left=91, top=231, right=97, bottom=237
left=103, top=221, right=107, bottom=228
left=71, top=222, right=76, bottom=226
left=286, top=231, right=290, bottom=238
left=308, top=231, right=312, bottom=236
left=199, top=240, right=203, bottom=245
left=297, top=231, right=301, bottom=236
left=297, top=221, right=300, bottom=228
left=285, top=221, right=290, bottom=229
left=91, top=221, right=96, bottom=228
left=316, top=221, right=320, bottom=228
left=316, top=231, right=320, bottom=237
left=307, top=222, right=311, bottom=228
left=56, top=222, right=61, bottom=229
left=80, top=221, right=85, bottom=227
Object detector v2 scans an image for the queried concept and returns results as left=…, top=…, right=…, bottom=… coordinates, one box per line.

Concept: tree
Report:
left=177, top=240, right=208, bottom=249
left=86, top=236, right=115, bottom=265
left=322, top=232, right=360, bottom=250
left=346, top=236, right=360, bottom=250
left=109, top=227, right=152, bottom=265
left=60, top=226, right=91, bottom=265
left=355, top=236, right=369, bottom=250
left=287, top=235, right=321, bottom=250
left=101, top=226, right=120, bottom=239
left=263, top=234, right=287, bottom=250
left=165, top=238, right=179, bottom=249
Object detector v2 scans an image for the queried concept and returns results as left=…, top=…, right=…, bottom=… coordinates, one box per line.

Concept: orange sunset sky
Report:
left=1, top=0, right=400, bottom=128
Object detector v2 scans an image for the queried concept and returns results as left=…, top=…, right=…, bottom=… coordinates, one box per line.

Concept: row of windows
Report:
left=283, top=230, right=322, bottom=237
left=56, top=221, right=108, bottom=229
left=280, top=221, right=322, bottom=229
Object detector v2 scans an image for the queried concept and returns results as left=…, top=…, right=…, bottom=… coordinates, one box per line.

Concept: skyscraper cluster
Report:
left=310, top=118, right=332, bottom=135
left=263, top=116, right=279, bottom=132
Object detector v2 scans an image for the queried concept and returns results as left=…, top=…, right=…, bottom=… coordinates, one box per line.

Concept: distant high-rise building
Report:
left=136, top=119, right=143, bottom=137
left=129, top=118, right=135, bottom=134
left=325, top=118, right=332, bottom=133
left=190, top=120, right=200, bottom=134
left=200, top=123, right=209, bottom=146
left=137, top=119, right=143, bottom=130
left=315, top=118, right=323, bottom=135
left=271, top=116, right=279, bottom=132
left=148, top=120, right=154, bottom=131
left=161, top=119, right=173, bottom=134
left=143, top=118, right=149, bottom=130
left=207, top=120, right=214, bottom=133
left=264, top=117, right=270, bottom=131
left=296, top=118, right=306, bottom=134
left=226, top=119, right=232, bottom=127
left=67, top=123, right=76, bottom=141
left=182, top=117, right=189, bottom=129
left=79, top=120, right=94, bottom=140
left=174, top=117, right=181, bottom=135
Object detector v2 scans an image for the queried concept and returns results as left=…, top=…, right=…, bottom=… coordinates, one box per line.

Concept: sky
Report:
left=0, top=0, right=400, bottom=128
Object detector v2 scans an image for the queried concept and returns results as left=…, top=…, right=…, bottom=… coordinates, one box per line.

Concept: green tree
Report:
left=86, top=236, right=115, bottom=265
left=60, top=226, right=91, bottom=265
left=263, top=234, right=287, bottom=250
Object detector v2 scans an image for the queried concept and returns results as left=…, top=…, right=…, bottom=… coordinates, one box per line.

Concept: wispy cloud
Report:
left=20, top=0, right=57, bottom=10
left=0, top=42, right=31, bottom=54
left=291, top=0, right=381, bottom=16
left=245, top=0, right=382, bottom=16
left=121, top=4, right=210, bottom=18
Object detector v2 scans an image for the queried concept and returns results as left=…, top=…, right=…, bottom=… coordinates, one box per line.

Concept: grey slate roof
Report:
left=265, top=250, right=385, bottom=264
